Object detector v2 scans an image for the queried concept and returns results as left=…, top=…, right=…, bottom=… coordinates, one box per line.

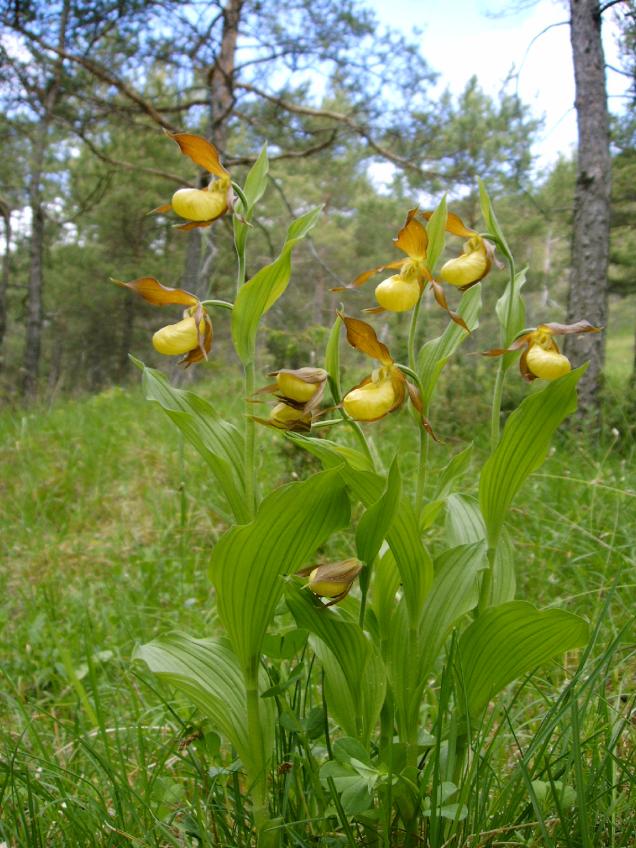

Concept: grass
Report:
left=1, top=367, right=635, bottom=846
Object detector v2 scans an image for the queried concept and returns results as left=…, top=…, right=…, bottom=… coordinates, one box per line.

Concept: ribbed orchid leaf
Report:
left=445, top=494, right=515, bottom=606
left=287, top=433, right=433, bottom=618
left=424, top=194, right=448, bottom=273
left=134, top=633, right=274, bottom=773
left=209, top=468, right=350, bottom=671
left=355, top=457, right=401, bottom=567
left=286, top=583, right=385, bottom=744
left=133, top=359, right=249, bottom=524
left=457, top=601, right=589, bottom=719
left=233, top=146, right=269, bottom=263
left=232, top=206, right=322, bottom=364
left=479, top=367, right=584, bottom=546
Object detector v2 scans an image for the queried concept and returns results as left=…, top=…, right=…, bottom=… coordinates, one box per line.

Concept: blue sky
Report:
left=370, top=0, right=629, bottom=170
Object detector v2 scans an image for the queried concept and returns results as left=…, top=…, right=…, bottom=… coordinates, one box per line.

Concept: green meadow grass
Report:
left=1, top=369, right=635, bottom=846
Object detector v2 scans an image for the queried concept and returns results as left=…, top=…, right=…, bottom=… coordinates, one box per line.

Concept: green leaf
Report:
left=370, top=547, right=401, bottom=640
left=209, top=468, right=350, bottom=671
left=355, top=458, right=401, bottom=566
left=496, top=268, right=527, bottom=350
left=233, top=146, right=269, bottom=263
left=232, top=206, right=322, bottom=364
left=445, top=495, right=515, bottom=605
left=434, top=443, right=474, bottom=499
left=324, top=313, right=343, bottom=404
left=425, top=194, right=447, bottom=273
left=242, top=145, right=269, bottom=210
left=390, top=542, right=487, bottom=734
left=286, top=583, right=386, bottom=744
left=139, top=363, right=249, bottom=523
left=418, top=285, right=482, bottom=409
left=478, top=179, right=512, bottom=262
left=479, top=367, right=585, bottom=545
left=288, top=434, right=433, bottom=619
left=457, top=601, right=589, bottom=719
left=134, top=633, right=274, bottom=773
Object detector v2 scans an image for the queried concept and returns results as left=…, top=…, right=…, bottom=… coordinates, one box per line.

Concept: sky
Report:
left=369, top=0, right=630, bottom=174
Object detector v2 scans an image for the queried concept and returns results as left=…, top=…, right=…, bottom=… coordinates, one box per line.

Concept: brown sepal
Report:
left=363, top=305, right=386, bottom=315
left=174, top=220, right=214, bottom=231
left=338, top=312, right=393, bottom=365
left=394, top=208, right=428, bottom=260
left=519, top=348, right=537, bottom=382
left=251, top=414, right=312, bottom=433
left=167, top=131, right=229, bottom=177
left=430, top=279, right=470, bottom=332
left=112, top=276, right=199, bottom=307
left=422, top=210, right=475, bottom=238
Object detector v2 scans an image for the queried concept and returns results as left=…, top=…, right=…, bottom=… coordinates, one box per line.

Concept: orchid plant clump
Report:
left=114, top=131, right=601, bottom=846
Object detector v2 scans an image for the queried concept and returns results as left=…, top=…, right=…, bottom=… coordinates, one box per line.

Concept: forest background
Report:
left=0, top=0, right=634, bottom=411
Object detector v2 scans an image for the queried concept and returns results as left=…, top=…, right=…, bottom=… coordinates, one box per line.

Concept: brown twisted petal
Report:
left=338, top=312, right=393, bottom=365
left=405, top=381, right=439, bottom=441
left=112, top=276, right=199, bottom=307
left=332, top=259, right=405, bottom=292
left=166, top=131, right=229, bottom=177
left=429, top=279, right=470, bottom=332
left=539, top=320, right=602, bottom=336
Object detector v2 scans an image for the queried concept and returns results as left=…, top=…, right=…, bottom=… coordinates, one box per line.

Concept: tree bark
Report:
left=566, top=0, right=611, bottom=421
left=22, top=0, right=71, bottom=398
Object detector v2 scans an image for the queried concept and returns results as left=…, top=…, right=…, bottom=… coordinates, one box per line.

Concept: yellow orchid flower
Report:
left=297, top=559, right=363, bottom=606
left=151, top=132, right=233, bottom=231
left=483, top=320, right=601, bottom=382
left=339, top=314, right=436, bottom=437
left=424, top=210, right=496, bottom=290
left=112, top=276, right=212, bottom=366
left=335, top=209, right=468, bottom=330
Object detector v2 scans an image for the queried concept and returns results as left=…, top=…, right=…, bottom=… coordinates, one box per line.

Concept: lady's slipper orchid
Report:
left=252, top=367, right=328, bottom=432
left=112, top=276, right=212, bottom=366
left=151, top=132, right=233, bottom=231
left=335, top=209, right=468, bottom=330
left=424, top=210, right=496, bottom=290
left=483, top=320, right=601, bottom=382
left=339, top=314, right=435, bottom=437
left=298, top=559, right=363, bottom=606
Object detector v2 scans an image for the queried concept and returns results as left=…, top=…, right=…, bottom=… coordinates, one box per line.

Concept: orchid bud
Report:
left=269, top=402, right=311, bottom=431
left=153, top=315, right=204, bottom=355
left=440, top=236, right=489, bottom=287
left=374, top=274, right=421, bottom=312
left=526, top=345, right=571, bottom=381
left=276, top=368, right=327, bottom=403
left=343, top=376, right=396, bottom=422
left=308, top=559, right=363, bottom=601
left=171, top=187, right=227, bottom=222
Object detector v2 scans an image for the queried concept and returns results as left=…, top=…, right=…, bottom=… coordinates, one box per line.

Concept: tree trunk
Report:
left=566, top=0, right=611, bottom=421
left=22, top=0, right=70, bottom=398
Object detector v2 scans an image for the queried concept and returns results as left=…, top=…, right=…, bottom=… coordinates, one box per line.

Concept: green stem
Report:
left=407, top=295, right=422, bottom=372
left=245, top=360, right=257, bottom=517
left=245, top=667, right=268, bottom=830
left=490, top=361, right=505, bottom=451
left=490, top=255, right=516, bottom=450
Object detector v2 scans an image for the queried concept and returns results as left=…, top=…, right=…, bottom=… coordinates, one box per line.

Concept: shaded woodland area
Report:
left=0, top=0, right=634, bottom=418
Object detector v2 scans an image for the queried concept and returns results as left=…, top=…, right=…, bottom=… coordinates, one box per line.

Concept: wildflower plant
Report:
left=114, top=133, right=601, bottom=846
